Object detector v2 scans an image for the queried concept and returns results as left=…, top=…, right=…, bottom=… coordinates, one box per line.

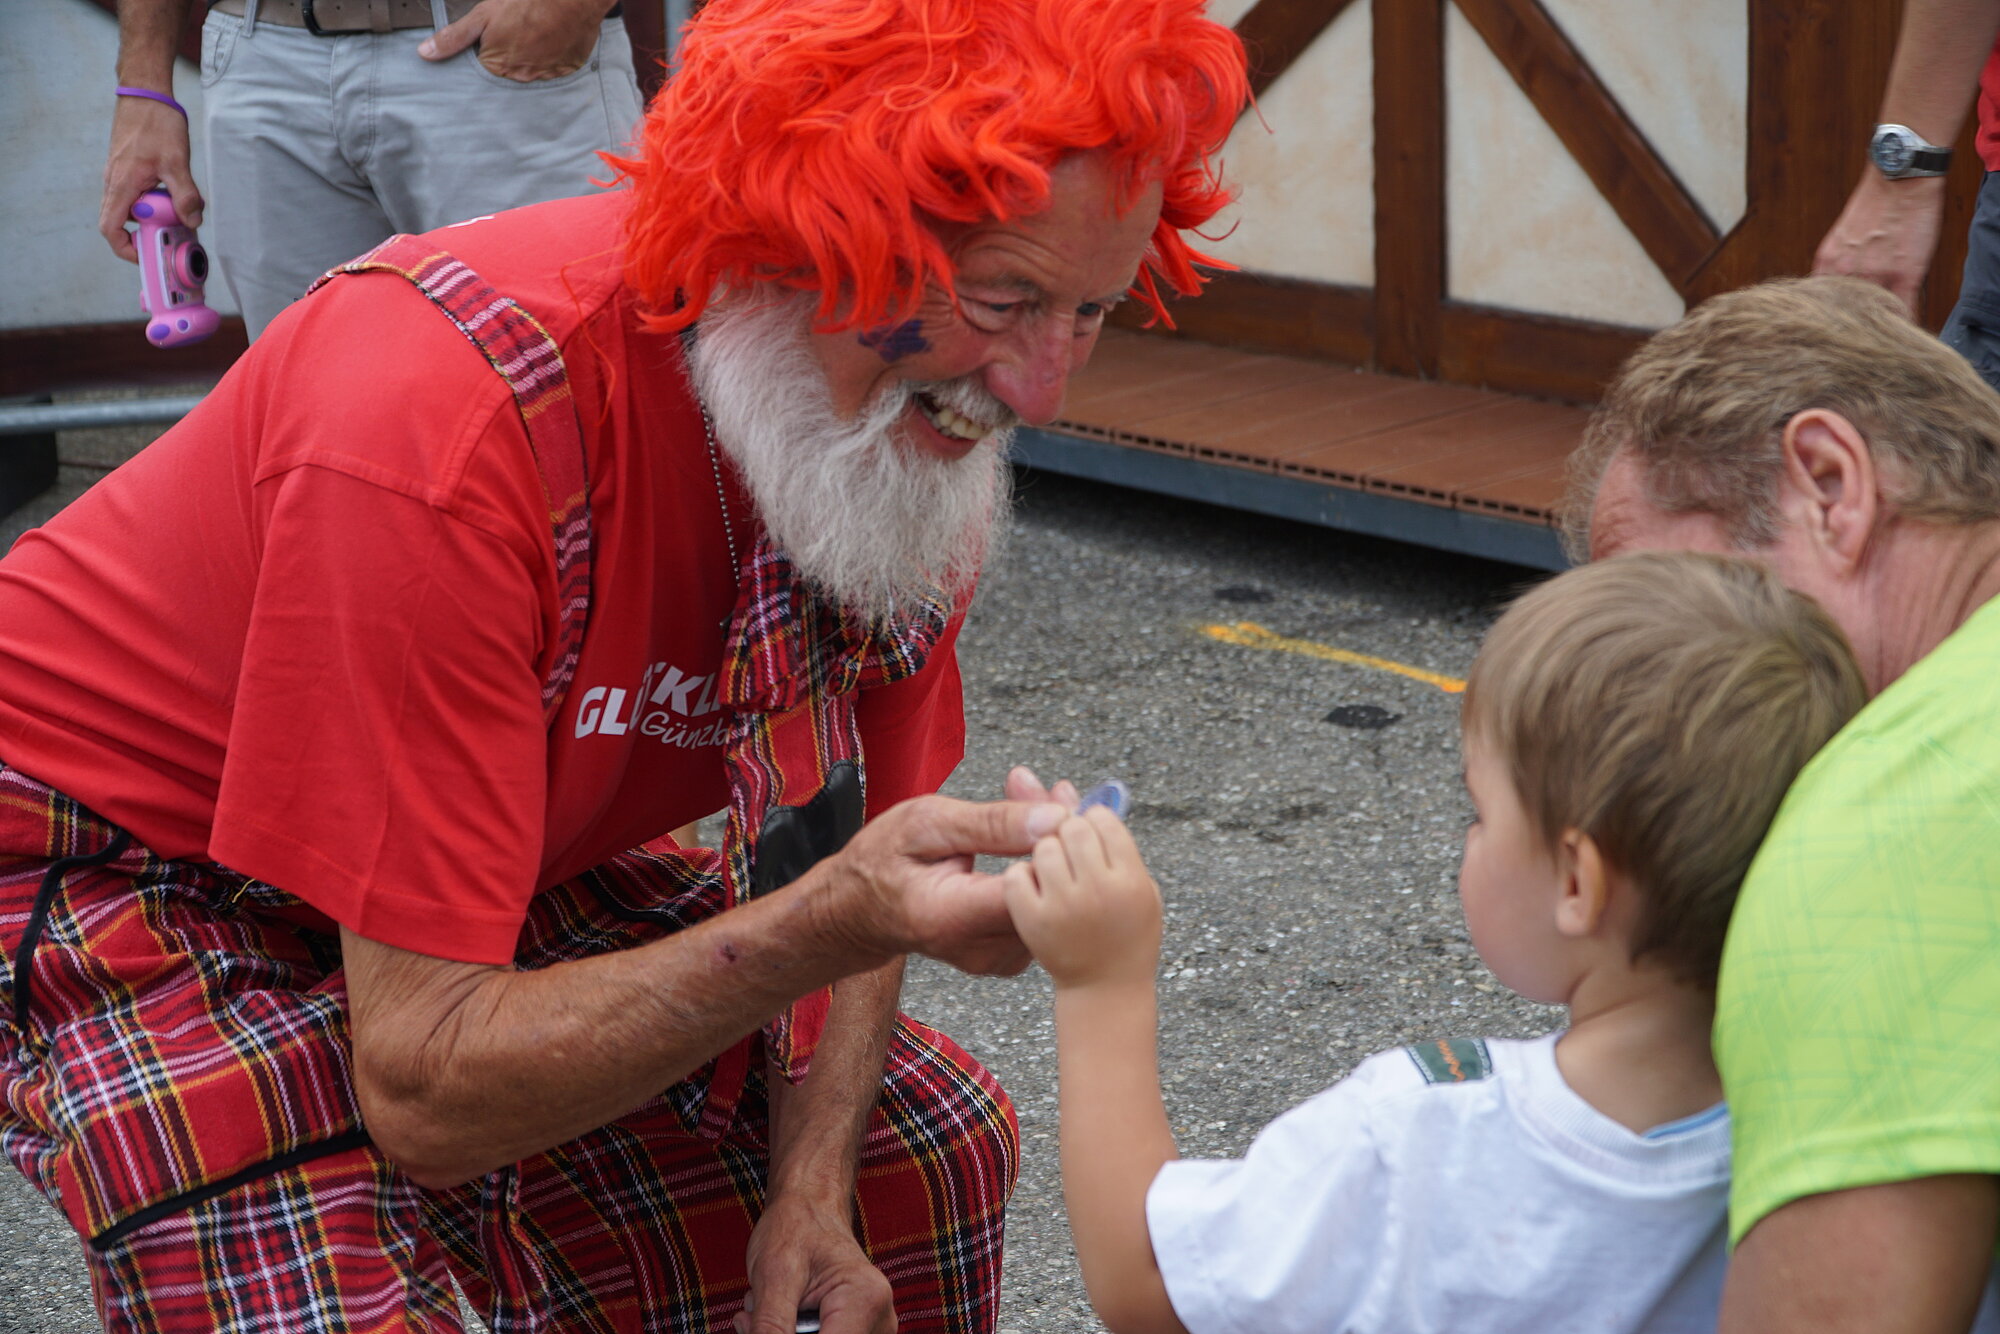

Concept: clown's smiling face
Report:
left=808, top=152, right=1165, bottom=459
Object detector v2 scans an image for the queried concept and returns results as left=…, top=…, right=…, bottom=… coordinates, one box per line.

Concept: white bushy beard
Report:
left=686, top=291, right=1014, bottom=624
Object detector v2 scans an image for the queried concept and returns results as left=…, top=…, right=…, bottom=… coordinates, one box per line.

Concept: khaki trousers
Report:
left=198, top=8, right=645, bottom=337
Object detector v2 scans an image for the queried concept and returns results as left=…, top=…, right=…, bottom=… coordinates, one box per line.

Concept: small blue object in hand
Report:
left=1075, top=779, right=1131, bottom=820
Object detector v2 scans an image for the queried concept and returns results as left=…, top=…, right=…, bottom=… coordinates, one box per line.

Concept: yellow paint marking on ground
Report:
left=1201, top=622, right=1467, bottom=694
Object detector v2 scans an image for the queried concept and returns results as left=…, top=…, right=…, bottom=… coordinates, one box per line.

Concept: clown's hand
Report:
left=824, top=794, right=1064, bottom=976
left=736, top=1193, right=893, bottom=1334
left=1003, top=764, right=1081, bottom=811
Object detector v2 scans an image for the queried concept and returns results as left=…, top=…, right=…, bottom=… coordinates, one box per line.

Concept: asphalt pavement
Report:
left=1, top=420, right=1561, bottom=1333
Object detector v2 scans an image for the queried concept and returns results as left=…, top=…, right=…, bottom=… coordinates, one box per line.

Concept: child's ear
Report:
left=1552, top=829, right=1612, bottom=939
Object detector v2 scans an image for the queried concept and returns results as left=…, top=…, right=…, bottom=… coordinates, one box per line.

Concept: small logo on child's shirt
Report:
left=1407, top=1037, right=1495, bottom=1084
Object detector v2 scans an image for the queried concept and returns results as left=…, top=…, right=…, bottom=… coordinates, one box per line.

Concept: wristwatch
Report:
left=1870, top=123, right=1953, bottom=179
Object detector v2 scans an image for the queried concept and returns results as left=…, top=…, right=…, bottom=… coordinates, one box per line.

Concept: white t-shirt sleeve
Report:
left=1145, top=1052, right=1409, bottom=1334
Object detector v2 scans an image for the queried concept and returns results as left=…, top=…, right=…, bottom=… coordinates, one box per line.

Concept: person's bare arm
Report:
left=344, top=794, right=1058, bottom=1190
left=1814, top=0, right=2000, bottom=312
left=1046, top=980, right=1185, bottom=1334
left=1721, top=1176, right=2000, bottom=1334
left=101, top=0, right=202, bottom=261
left=737, top=959, right=905, bottom=1334
left=1005, top=812, right=1187, bottom=1334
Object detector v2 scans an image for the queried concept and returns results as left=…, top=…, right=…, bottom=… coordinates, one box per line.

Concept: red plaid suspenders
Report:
left=308, top=238, right=595, bottom=723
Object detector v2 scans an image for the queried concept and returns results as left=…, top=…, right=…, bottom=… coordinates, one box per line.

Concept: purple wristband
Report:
left=116, top=86, right=188, bottom=119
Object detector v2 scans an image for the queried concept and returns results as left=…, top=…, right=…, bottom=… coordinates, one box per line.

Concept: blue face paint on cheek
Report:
left=858, top=319, right=930, bottom=362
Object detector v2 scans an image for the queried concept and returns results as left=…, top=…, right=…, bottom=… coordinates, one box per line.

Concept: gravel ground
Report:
left=1, top=413, right=1561, bottom=1332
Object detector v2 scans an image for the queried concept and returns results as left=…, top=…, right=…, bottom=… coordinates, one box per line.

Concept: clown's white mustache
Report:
left=687, top=291, right=1014, bottom=623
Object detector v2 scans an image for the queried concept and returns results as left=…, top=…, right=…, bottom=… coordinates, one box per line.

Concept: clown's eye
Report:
left=981, top=300, right=1022, bottom=315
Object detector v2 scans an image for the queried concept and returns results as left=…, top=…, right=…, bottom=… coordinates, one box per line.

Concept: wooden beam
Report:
left=1453, top=0, right=1720, bottom=289
left=1436, top=302, right=1646, bottom=404
left=1113, top=271, right=1644, bottom=406
left=1372, top=0, right=1445, bottom=377
left=1233, top=0, right=1363, bottom=102
left=1111, top=270, right=1374, bottom=366
left=0, top=321, right=247, bottom=399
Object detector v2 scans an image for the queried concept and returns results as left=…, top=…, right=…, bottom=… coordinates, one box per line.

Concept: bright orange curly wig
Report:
left=610, top=0, right=1248, bottom=333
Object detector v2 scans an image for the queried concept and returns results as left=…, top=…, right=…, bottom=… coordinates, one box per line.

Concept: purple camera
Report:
left=130, top=189, right=219, bottom=348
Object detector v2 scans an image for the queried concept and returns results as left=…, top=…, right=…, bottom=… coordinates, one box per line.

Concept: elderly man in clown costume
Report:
left=0, top=1, right=1247, bottom=1330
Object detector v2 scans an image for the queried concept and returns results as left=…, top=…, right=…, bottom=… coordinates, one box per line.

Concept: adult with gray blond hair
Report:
left=1573, top=273, right=2000, bottom=1334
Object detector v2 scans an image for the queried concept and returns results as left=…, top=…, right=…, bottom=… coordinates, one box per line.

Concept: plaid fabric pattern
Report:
left=714, top=539, right=950, bottom=1078
left=314, top=241, right=951, bottom=1083
left=1, top=769, right=365, bottom=1248
left=422, top=1018, right=1016, bottom=1334
left=1, top=767, right=1017, bottom=1333
left=307, top=239, right=595, bottom=724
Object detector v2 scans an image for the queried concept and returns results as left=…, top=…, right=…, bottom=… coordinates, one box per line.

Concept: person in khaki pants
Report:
left=100, top=0, right=643, bottom=338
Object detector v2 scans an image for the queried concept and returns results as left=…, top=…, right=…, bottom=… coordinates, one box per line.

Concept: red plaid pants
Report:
left=0, top=765, right=1017, bottom=1333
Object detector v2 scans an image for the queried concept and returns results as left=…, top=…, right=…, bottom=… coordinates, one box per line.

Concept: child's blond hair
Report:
left=1463, top=552, right=1866, bottom=989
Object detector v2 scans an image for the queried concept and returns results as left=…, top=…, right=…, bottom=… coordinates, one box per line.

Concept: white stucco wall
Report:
left=1205, top=0, right=1259, bottom=31
left=1199, top=0, right=1747, bottom=332
left=1203, top=1, right=1374, bottom=287
left=1, top=0, right=237, bottom=331
left=1541, top=0, right=1746, bottom=235
left=1445, top=4, right=1688, bottom=328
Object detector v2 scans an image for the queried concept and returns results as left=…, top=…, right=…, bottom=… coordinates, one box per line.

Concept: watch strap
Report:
left=1908, top=146, right=1954, bottom=176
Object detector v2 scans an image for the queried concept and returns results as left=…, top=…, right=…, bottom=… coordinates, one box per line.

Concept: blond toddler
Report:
left=1004, top=552, right=1870, bottom=1334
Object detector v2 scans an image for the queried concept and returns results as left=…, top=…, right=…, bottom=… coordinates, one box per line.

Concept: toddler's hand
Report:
left=1003, top=807, right=1162, bottom=990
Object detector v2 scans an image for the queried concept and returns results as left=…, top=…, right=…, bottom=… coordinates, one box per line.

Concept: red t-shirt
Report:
left=1978, top=41, right=2000, bottom=171
left=0, top=193, right=965, bottom=964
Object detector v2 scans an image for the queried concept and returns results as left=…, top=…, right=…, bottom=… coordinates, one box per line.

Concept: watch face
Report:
left=1874, top=127, right=1917, bottom=174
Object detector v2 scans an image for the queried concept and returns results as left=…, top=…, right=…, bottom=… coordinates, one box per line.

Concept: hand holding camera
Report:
left=130, top=189, right=219, bottom=349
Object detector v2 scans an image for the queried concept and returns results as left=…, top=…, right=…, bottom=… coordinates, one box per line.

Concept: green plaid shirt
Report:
left=1718, top=593, right=2000, bottom=1243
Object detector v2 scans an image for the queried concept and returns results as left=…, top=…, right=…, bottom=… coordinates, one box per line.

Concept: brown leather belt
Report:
left=208, top=0, right=617, bottom=33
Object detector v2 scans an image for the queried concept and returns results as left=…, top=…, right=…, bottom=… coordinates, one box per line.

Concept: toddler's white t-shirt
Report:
left=1146, top=1032, right=1729, bottom=1334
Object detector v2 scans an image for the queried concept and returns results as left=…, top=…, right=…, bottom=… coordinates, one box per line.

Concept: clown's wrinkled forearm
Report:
left=764, top=958, right=903, bottom=1214
left=343, top=794, right=1058, bottom=1189
left=738, top=959, right=904, bottom=1334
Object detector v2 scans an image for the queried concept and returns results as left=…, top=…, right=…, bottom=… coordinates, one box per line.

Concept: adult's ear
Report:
left=1779, top=408, right=1882, bottom=575
left=1553, top=829, right=1612, bottom=939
